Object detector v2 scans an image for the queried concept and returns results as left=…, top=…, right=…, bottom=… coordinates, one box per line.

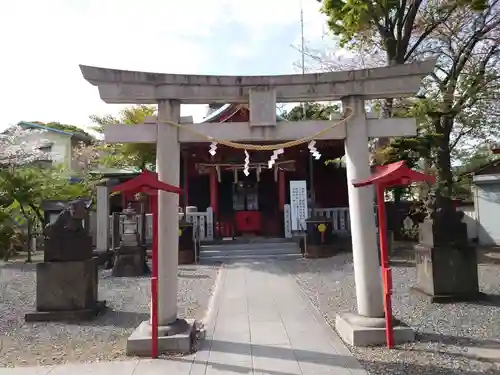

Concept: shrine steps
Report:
left=198, top=239, right=301, bottom=261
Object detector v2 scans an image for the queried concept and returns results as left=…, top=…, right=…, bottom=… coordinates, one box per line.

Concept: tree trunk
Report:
left=28, top=204, right=44, bottom=225
left=378, top=40, right=397, bottom=148
left=381, top=98, right=394, bottom=118
left=419, top=158, right=433, bottom=200
left=434, top=115, right=454, bottom=198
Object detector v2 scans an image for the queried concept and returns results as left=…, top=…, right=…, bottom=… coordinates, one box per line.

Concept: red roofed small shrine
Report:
left=111, top=170, right=183, bottom=195
left=352, top=160, right=435, bottom=349
left=352, top=161, right=436, bottom=188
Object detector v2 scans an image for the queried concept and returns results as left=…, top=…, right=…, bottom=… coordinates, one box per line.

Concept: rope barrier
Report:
left=159, top=107, right=354, bottom=151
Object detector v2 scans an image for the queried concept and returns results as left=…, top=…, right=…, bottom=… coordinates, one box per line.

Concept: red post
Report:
left=209, top=168, right=218, bottom=215
left=376, top=185, right=394, bottom=348
left=184, top=173, right=189, bottom=207
left=151, top=194, right=159, bottom=359
left=278, top=170, right=286, bottom=211
left=108, top=171, right=183, bottom=359
left=183, top=154, right=189, bottom=207
left=351, top=161, right=436, bottom=349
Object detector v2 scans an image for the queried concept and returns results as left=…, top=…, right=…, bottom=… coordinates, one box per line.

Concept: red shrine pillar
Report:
left=210, top=168, right=218, bottom=215
left=278, top=170, right=286, bottom=211
left=183, top=155, right=189, bottom=207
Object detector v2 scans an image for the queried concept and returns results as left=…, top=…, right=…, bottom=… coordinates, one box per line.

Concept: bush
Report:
left=0, top=218, right=27, bottom=261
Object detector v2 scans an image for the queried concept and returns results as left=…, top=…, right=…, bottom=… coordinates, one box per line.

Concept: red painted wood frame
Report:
left=209, top=168, right=218, bottom=215
left=278, top=170, right=286, bottom=211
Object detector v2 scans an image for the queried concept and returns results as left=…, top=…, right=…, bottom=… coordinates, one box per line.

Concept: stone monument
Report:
left=112, top=204, right=148, bottom=277
left=25, top=198, right=106, bottom=322
left=413, top=192, right=479, bottom=302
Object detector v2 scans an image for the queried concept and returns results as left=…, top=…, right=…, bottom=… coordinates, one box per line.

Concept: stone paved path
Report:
left=0, top=260, right=366, bottom=374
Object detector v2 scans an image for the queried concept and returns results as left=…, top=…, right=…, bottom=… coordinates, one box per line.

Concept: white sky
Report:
left=0, top=0, right=331, bottom=132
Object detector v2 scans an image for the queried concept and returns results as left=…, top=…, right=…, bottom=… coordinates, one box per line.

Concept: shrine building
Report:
left=108, top=103, right=350, bottom=240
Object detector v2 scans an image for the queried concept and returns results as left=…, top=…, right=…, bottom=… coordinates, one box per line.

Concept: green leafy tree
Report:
left=319, top=0, right=488, bottom=60
left=319, top=0, right=488, bottom=117
left=0, top=167, right=92, bottom=226
left=281, top=102, right=340, bottom=121
left=452, top=145, right=499, bottom=199
left=0, top=124, right=91, bottom=260
left=319, top=0, right=500, bottom=199
left=0, top=168, right=44, bottom=224
left=281, top=102, right=346, bottom=167
left=28, top=121, right=92, bottom=139
left=90, top=105, right=157, bottom=170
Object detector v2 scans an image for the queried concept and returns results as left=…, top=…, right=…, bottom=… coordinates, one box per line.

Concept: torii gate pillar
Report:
left=342, top=96, right=384, bottom=318
left=333, top=96, right=397, bottom=347
left=124, top=100, right=190, bottom=356
left=156, top=100, right=181, bottom=325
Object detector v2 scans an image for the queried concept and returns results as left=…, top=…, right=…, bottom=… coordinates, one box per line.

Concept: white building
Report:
left=17, top=122, right=93, bottom=170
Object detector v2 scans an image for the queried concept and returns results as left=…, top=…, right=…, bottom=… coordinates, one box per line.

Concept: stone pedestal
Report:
left=25, top=258, right=106, bottom=322
left=112, top=245, right=147, bottom=277
left=335, top=313, right=415, bottom=347
left=179, top=222, right=195, bottom=264
left=44, top=233, right=93, bottom=262
left=304, top=218, right=335, bottom=258
left=126, top=318, right=196, bottom=356
left=413, top=216, right=480, bottom=302
left=414, top=243, right=479, bottom=302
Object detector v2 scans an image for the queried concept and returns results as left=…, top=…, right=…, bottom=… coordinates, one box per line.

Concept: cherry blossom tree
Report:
left=0, top=125, right=53, bottom=258
left=0, top=124, right=52, bottom=221
left=72, top=140, right=102, bottom=172
left=0, top=124, right=51, bottom=167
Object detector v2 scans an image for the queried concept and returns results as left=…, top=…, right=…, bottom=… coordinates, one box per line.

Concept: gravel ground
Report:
left=278, top=250, right=500, bottom=375
left=0, top=261, right=219, bottom=367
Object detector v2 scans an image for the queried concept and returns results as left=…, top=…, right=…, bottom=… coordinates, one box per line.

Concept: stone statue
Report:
left=25, top=197, right=106, bottom=322
left=43, top=198, right=91, bottom=238
left=43, top=198, right=93, bottom=263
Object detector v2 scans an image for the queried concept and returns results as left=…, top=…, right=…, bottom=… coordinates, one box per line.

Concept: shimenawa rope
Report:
left=159, top=107, right=353, bottom=151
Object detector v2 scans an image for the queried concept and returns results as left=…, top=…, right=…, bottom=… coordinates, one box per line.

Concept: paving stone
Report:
left=3, top=259, right=366, bottom=375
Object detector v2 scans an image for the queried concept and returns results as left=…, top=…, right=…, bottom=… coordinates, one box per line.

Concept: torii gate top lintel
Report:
left=79, top=59, right=436, bottom=105
left=352, top=161, right=436, bottom=189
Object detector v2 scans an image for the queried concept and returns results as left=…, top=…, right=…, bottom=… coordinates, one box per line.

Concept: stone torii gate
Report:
left=80, top=59, right=435, bottom=353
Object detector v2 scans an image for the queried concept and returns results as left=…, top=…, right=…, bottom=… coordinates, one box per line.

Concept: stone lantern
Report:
left=122, top=205, right=139, bottom=246
left=112, top=203, right=148, bottom=277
